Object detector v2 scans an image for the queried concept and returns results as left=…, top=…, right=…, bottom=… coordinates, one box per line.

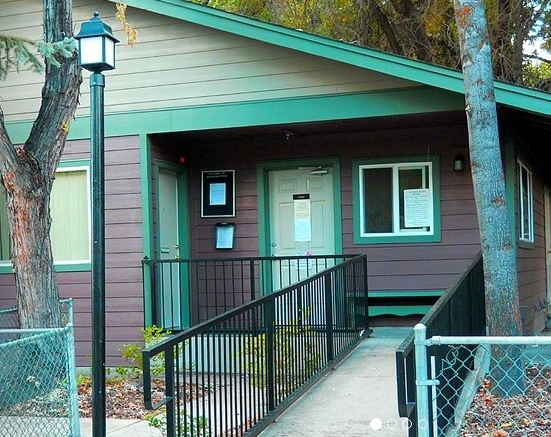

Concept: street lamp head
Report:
left=75, top=12, right=119, bottom=72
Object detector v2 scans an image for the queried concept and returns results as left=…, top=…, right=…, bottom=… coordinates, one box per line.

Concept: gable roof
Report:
left=112, top=0, right=551, bottom=116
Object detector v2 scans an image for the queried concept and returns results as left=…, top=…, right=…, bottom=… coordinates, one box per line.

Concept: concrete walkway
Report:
left=79, top=418, right=162, bottom=436
left=258, top=326, right=412, bottom=437
left=79, top=325, right=412, bottom=437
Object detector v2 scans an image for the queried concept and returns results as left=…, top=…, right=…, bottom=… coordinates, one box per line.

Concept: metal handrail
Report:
left=142, top=254, right=360, bottom=329
left=143, top=255, right=370, bottom=437
left=395, top=252, right=485, bottom=432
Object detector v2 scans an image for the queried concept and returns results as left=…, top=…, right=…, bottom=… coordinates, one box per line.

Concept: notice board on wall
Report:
left=201, top=170, right=235, bottom=218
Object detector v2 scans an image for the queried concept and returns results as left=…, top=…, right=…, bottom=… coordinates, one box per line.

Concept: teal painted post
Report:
left=453, top=0, right=521, bottom=336
left=90, top=71, right=107, bottom=437
left=414, top=323, right=430, bottom=437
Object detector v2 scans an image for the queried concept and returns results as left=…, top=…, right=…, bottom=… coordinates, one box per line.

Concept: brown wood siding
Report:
left=516, top=149, right=548, bottom=333
left=155, top=114, right=482, bottom=301
left=0, top=135, right=143, bottom=365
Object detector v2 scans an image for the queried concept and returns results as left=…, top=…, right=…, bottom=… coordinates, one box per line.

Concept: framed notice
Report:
left=201, top=170, right=235, bottom=217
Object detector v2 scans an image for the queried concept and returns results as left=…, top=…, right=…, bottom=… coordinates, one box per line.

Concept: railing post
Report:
left=165, top=346, right=175, bottom=437
left=265, top=299, right=276, bottom=410
left=325, top=274, right=334, bottom=362
left=414, top=323, right=431, bottom=437
left=250, top=259, right=256, bottom=301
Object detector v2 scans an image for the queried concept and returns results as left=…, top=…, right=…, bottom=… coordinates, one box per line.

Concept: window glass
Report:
left=51, top=168, right=91, bottom=262
left=357, top=158, right=437, bottom=243
left=518, top=161, right=534, bottom=243
left=363, top=167, right=392, bottom=233
left=0, top=164, right=90, bottom=265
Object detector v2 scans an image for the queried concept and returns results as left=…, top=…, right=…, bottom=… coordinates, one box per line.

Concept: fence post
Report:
left=414, top=323, right=431, bottom=437
left=265, top=299, right=276, bottom=411
left=325, top=274, right=334, bottom=362
left=66, top=323, right=81, bottom=437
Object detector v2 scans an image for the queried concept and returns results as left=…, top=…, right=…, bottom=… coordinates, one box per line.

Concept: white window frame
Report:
left=358, top=161, right=434, bottom=238
left=518, top=160, right=534, bottom=243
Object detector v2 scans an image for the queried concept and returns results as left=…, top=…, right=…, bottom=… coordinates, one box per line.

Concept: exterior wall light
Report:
left=454, top=154, right=465, bottom=172
left=75, top=11, right=119, bottom=72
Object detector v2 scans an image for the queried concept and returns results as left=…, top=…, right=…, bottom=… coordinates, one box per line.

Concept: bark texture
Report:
left=453, top=0, right=522, bottom=336
left=0, top=0, right=82, bottom=328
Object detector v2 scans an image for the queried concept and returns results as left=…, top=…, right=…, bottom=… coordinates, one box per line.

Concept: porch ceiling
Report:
left=503, top=107, right=551, bottom=182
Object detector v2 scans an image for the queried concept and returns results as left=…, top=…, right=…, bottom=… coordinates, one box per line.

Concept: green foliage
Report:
left=117, top=325, right=171, bottom=379
left=240, top=309, right=321, bottom=399
left=193, top=0, right=551, bottom=87
left=76, top=373, right=91, bottom=388
left=147, top=410, right=208, bottom=437
left=0, top=34, right=77, bottom=80
left=0, top=34, right=43, bottom=80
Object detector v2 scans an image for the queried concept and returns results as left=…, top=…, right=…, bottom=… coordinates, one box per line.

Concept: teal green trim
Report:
left=154, top=159, right=191, bottom=327
left=140, top=135, right=154, bottom=261
left=0, top=262, right=91, bottom=274
left=368, top=289, right=443, bottom=316
left=368, top=290, right=443, bottom=297
left=154, top=160, right=191, bottom=259
left=257, top=157, right=343, bottom=256
left=6, top=88, right=464, bottom=144
left=352, top=155, right=441, bottom=244
left=54, top=263, right=91, bottom=273
left=370, top=306, right=431, bottom=317
left=140, top=135, right=154, bottom=326
left=58, top=159, right=90, bottom=168
left=0, top=158, right=92, bottom=274
left=0, top=264, right=14, bottom=274
left=111, top=0, right=551, bottom=116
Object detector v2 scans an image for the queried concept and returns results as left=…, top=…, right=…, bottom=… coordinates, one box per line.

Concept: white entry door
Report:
left=158, top=168, right=183, bottom=330
left=269, top=166, right=336, bottom=283
left=268, top=167, right=336, bottom=325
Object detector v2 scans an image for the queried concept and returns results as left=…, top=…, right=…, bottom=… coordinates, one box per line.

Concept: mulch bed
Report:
left=459, top=365, right=551, bottom=436
left=78, top=378, right=206, bottom=420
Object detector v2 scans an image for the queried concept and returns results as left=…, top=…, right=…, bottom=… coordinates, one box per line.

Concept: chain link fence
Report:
left=414, top=323, right=551, bottom=437
left=0, top=300, right=80, bottom=437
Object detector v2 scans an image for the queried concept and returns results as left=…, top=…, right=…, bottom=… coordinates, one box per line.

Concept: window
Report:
left=0, top=162, right=91, bottom=269
left=518, top=160, right=534, bottom=243
left=353, top=156, right=440, bottom=244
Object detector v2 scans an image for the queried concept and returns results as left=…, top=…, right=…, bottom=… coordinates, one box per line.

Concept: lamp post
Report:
left=75, top=12, right=118, bottom=437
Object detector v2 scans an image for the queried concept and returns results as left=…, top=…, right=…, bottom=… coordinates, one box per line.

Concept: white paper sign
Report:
left=404, top=189, right=431, bottom=228
left=210, top=183, right=226, bottom=206
left=294, top=198, right=311, bottom=242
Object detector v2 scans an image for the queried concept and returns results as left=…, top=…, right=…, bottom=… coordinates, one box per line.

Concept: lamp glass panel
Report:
left=79, top=36, right=105, bottom=65
left=104, top=38, right=115, bottom=68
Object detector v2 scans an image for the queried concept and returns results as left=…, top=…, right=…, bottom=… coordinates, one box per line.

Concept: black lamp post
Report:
left=75, top=12, right=118, bottom=437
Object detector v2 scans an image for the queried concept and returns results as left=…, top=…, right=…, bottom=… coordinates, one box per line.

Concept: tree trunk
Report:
left=454, top=0, right=523, bottom=397
left=453, top=0, right=522, bottom=337
left=0, top=0, right=81, bottom=329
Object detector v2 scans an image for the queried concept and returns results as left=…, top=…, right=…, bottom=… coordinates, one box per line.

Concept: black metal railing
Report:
left=395, top=252, right=486, bottom=436
left=142, top=255, right=369, bottom=437
left=142, top=255, right=359, bottom=330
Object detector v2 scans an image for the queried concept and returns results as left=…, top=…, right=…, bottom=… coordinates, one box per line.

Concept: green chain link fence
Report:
left=414, top=323, right=551, bottom=437
left=0, top=300, right=80, bottom=437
